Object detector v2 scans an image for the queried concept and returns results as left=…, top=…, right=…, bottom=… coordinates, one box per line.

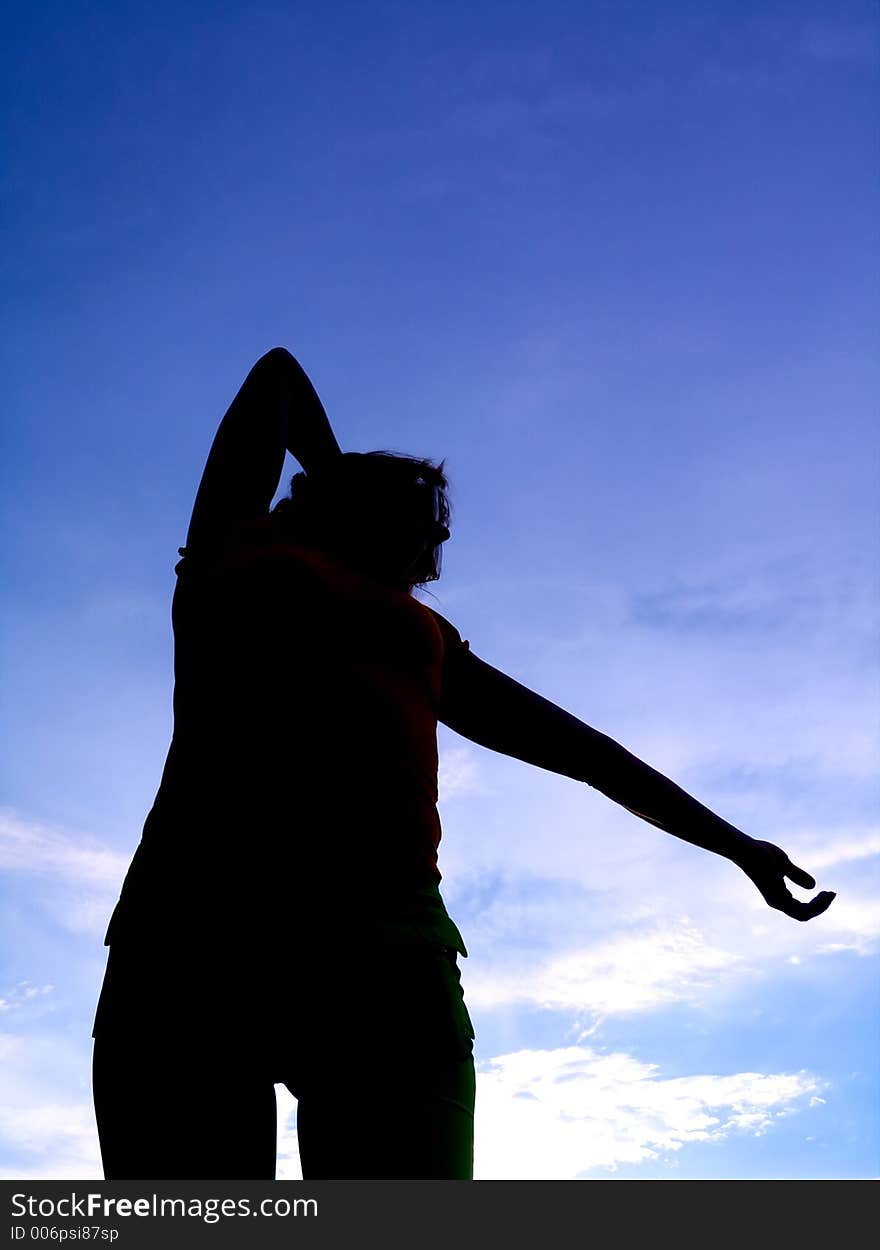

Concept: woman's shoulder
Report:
left=420, top=603, right=471, bottom=657
left=175, top=514, right=323, bottom=577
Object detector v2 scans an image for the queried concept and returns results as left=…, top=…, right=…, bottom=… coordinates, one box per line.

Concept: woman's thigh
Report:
left=278, top=943, right=477, bottom=1180
left=295, top=1055, right=475, bottom=1180
left=92, top=942, right=278, bottom=1180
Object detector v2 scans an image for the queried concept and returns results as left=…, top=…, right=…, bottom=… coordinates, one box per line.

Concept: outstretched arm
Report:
left=438, top=646, right=836, bottom=921
left=184, top=347, right=342, bottom=553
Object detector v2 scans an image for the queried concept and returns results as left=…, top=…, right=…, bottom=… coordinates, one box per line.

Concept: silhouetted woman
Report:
left=91, top=347, right=835, bottom=1180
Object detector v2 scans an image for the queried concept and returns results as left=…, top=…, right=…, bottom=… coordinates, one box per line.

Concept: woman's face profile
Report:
left=336, top=513, right=437, bottom=591
left=276, top=465, right=448, bottom=591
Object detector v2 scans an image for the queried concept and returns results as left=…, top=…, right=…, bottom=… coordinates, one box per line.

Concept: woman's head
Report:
left=271, top=450, right=451, bottom=593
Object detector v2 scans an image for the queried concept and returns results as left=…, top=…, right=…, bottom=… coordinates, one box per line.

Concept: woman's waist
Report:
left=105, top=874, right=467, bottom=957
left=149, top=765, right=440, bottom=825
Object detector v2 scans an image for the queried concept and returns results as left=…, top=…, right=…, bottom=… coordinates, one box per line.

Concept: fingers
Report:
left=776, top=889, right=836, bottom=922
left=784, top=859, right=816, bottom=890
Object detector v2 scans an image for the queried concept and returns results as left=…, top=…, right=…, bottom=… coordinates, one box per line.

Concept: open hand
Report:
left=735, top=838, right=836, bottom=921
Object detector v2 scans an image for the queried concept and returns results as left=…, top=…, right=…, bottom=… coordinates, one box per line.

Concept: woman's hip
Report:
left=91, top=938, right=476, bottom=1079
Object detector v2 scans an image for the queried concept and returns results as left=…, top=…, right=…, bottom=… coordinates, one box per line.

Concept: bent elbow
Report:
left=255, top=346, right=295, bottom=375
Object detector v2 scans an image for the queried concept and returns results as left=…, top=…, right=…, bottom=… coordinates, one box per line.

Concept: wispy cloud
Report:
left=0, top=808, right=128, bottom=889
left=0, top=983, right=54, bottom=1013
left=784, top=831, right=880, bottom=873
left=628, top=562, right=865, bottom=637
left=463, top=920, right=740, bottom=1021
left=811, top=898, right=880, bottom=957
left=0, top=808, right=126, bottom=940
left=0, top=1096, right=101, bottom=1180
left=451, top=549, right=878, bottom=791
left=438, top=743, right=485, bottom=800
left=0, top=1033, right=101, bottom=1180
left=447, top=825, right=878, bottom=1019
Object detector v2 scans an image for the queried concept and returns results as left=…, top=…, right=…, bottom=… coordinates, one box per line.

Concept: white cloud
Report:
left=473, top=1045, right=825, bottom=1179
left=0, top=1022, right=296, bottom=1182
left=784, top=831, right=880, bottom=872
left=812, top=897, right=880, bottom=952
left=438, top=743, right=485, bottom=800
left=444, top=824, right=878, bottom=1026
left=0, top=1031, right=102, bottom=1180
left=228, top=1045, right=829, bottom=1182
left=463, top=920, right=740, bottom=1022
left=711, top=833, right=880, bottom=957
left=0, top=983, right=54, bottom=1013
left=0, top=1100, right=101, bottom=1180
left=0, top=807, right=128, bottom=941
left=0, top=808, right=128, bottom=889
left=275, top=1086, right=301, bottom=1180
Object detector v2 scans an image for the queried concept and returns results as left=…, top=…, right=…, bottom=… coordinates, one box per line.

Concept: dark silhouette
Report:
left=90, top=347, right=836, bottom=1180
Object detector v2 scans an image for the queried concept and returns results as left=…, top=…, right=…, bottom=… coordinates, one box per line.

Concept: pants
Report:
left=91, top=935, right=476, bottom=1180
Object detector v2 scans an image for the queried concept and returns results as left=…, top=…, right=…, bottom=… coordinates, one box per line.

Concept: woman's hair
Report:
left=270, top=450, right=451, bottom=591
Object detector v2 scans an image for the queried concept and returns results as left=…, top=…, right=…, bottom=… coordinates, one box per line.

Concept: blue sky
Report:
left=2, top=0, right=878, bottom=1178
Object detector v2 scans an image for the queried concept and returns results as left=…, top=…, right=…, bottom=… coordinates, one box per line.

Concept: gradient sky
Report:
left=2, top=0, right=878, bottom=1179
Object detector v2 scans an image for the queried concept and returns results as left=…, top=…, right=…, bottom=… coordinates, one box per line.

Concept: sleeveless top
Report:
left=102, top=514, right=470, bottom=958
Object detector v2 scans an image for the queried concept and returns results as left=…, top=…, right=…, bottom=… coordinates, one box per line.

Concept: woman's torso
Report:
left=103, top=515, right=469, bottom=958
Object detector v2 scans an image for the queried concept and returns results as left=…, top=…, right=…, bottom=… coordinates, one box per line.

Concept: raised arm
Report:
left=438, top=645, right=836, bottom=922
left=184, top=347, right=342, bottom=554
